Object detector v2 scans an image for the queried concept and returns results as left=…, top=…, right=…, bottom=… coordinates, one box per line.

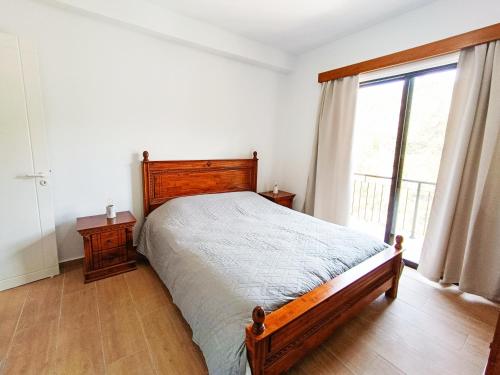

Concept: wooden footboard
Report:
left=246, top=235, right=404, bottom=375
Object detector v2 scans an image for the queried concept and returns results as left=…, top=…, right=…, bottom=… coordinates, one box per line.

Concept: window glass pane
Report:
left=350, top=80, right=404, bottom=239
left=353, top=80, right=404, bottom=177
left=401, top=69, right=456, bottom=182
left=394, top=68, right=456, bottom=263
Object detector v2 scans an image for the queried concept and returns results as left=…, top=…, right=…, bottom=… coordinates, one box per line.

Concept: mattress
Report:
left=137, top=191, right=388, bottom=374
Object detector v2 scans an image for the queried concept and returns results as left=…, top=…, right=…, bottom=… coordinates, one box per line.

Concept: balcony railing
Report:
left=351, top=173, right=436, bottom=239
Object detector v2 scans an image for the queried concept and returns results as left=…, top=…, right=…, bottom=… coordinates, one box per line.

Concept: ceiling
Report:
left=149, top=0, right=437, bottom=54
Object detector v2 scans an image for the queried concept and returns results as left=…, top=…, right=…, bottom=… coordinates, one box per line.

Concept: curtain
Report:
left=418, top=41, right=500, bottom=302
left=303, top=76, right=359, bottom=225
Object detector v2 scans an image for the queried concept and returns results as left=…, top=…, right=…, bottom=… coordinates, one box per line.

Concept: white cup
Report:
left=106, top=204, right=116, bottom=219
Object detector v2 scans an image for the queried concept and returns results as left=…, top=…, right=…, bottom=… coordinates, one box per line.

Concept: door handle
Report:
left=24, top=173, right=48, bottom=178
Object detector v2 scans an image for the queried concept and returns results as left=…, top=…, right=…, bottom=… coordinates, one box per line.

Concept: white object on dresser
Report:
left=106, top=204, right=116, bottom=219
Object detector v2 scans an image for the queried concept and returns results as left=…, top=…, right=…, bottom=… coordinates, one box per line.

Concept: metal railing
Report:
left=351, top=173, right=436, bottom=239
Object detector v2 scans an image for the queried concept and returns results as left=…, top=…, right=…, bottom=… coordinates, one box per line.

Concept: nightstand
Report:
left=76, top=211, right=137, bottom=283
left=259, top=190, right=296, bottom=209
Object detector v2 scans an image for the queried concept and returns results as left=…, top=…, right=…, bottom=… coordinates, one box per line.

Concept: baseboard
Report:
left=0, top=265, right=60, bottom=291
left=58, top=247, right=147, bottom=267
left=58, top=243, right=139, bottom=264
left=403, top=258, right=418, bottom=270
left=59, top=255, right=84, bottom=264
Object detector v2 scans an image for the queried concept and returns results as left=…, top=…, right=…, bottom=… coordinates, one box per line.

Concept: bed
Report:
left=138, top=151, right=404, bottom=375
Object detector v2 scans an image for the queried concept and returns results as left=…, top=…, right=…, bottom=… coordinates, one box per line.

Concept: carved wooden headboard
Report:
left=141, top=151, right=258, bottom=216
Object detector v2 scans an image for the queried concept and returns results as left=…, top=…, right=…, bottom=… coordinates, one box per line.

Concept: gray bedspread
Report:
left=137, top=191, right=388, bottom=375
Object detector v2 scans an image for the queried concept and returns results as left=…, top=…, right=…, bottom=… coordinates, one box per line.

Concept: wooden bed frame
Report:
left=486, top=311, right=500, bottom=374
left=141, top=150, right=404, bottom=375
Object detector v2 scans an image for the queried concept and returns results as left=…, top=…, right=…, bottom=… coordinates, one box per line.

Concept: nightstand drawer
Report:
left=275, top=197, right=293, bottom=208
left=92, top=230, right=125, bottom=250
left=259, top=191, right=295, bottom=209
left=93, top=246, right=127, bottom=269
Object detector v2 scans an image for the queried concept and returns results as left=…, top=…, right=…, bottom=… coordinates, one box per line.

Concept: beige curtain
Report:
left=303, top=76, right=359, bottom=225
left=418, top=41, right=500, bottom=302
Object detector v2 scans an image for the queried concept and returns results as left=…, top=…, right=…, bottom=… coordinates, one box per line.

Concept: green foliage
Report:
left=353, top=69, right=456, bottom=183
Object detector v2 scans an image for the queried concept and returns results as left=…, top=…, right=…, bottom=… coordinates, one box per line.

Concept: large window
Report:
left=350, top=64, right=457, bottom=266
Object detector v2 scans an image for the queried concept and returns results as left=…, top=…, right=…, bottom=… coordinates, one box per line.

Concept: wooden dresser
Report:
left=76, top=211, right=136, bottom=283
left=259, top=190, right=295, bottom=209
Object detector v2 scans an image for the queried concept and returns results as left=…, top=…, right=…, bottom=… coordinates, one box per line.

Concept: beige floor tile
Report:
left=321, top=321, right=392, bottom=374
left=125, top=265, right=166, bottom=299
left=361, top=354, right=404, bottom=375
left=17, top=275, right=63, bottom=331
left=0, top=284, right=29, bottom=364
left=106, top=350, right=155, bottom=375
left=142, top=307, right=207, bottom=375
left=3, top=318, right=58, bottom=375
left=99, top=301, right=148, bottom=365
left=96, top=274, right=131, bottom=316
left=56, top=325, right=105, bottom=375
left=358, top=295, right=469, bottom=350
left=56, top=282, right=105, bottom=375
left=288, top=346, right=354, bottom=375
left=63, top=267, right=95, bottom=296
left=59, top=288, right=98, bottom=331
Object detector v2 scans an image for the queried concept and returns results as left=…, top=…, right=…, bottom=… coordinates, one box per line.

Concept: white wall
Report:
left=2, top=0, right=499, bottom=261
left=275, top=0, right=500, bottom=210
left=0, top=0, right=286, bottom=261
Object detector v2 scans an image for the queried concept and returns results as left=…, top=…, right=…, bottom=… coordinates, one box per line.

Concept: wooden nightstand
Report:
left=76, top=211, right=137, bottom=283
left=259, top=190, right=296, bottom=209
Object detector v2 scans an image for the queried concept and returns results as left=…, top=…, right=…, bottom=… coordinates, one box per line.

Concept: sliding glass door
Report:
left=350, top=64, right=456, bottom=266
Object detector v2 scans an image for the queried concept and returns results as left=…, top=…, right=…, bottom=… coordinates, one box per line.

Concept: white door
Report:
left=0, top=33, right=59, bottom=290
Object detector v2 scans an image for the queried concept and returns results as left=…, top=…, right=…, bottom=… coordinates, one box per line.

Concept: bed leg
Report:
left=385, top=235, right=404, bottom=299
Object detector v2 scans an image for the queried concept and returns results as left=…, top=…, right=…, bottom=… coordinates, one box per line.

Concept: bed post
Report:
left=252, top=151, right=258, bottom=192
left=246, top=306, right=268, bottom=375
left=252, top=306, right=266, bottom=334
left=385, top=234, right=404, bottom=299
left=142, top=150, right=150, bottom=217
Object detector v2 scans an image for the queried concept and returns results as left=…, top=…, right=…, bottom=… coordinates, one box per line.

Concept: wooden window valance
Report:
left=318, top=23, right=500, bottom=83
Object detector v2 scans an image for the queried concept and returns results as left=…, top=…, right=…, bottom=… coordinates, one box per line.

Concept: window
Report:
left=350, top=64, right=457, bottom=266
